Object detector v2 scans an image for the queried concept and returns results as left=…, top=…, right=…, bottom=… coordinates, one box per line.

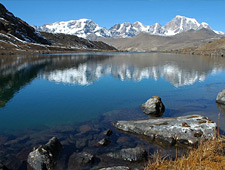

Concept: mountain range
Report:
left=100, top=28, right=223, bottom=52
left=35, top=15, right=224, bottom=40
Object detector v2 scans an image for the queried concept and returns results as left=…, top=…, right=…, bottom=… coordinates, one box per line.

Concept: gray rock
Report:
left=107, top=147, right=147, bottom=162
left=104, top=129, right=113, bottom=136
left=140, top=96, right=165, bottom=116
left=114, top=115, right=216, bottom=145
left=75, top=137, right=87, bottom=149
left=216, top=88, right=225, bottom=105
left=99, top=166, right=130, bottom=170
left=27, top=137, right=62, bottom=170
left=98, top=138, right=111, bottom=146
left=68, top=152, right=94, bottom=166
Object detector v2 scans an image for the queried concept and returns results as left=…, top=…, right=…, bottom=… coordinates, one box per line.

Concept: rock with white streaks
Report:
left=114, top=115, right=216, bottom=146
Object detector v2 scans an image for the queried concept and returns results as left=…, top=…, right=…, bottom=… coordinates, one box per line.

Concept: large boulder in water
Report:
left=216, top=88, right=225, bottom=105
left=114, top=115, right=216, bottom=146
left=140, top=96, right=165, bottom=116
left=27, top=137, right=62, bottom=170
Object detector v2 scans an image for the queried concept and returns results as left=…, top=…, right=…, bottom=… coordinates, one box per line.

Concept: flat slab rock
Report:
left=114, top=115, right=216, bottom=145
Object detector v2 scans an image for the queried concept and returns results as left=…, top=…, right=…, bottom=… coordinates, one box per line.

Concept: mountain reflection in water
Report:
left=40, top=53, right=224, bottom=87
left=0, top=53, right=225, bottom=109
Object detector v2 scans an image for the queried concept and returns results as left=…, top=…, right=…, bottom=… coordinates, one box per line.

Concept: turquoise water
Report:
left=1, top=53, right=225, bottom=169
left=0, top=53, right=225, bottom=134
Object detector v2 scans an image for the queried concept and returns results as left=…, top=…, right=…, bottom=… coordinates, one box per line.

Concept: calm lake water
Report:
left=0, top=52, right=225, bottom=169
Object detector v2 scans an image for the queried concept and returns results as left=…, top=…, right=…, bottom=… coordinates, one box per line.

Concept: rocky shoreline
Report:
left=9, top=91, right=223, bottom=170
left=0, top=88, right=224, bottom=170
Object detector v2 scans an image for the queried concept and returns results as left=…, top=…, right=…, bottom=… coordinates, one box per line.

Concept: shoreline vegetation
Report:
left=0, top=48, right=118, bottom=56
left=1, top=38, right=224, bottom=57
left=1, top=47, right=224, bottom=57
left=146, top=134, right=225, bottom=170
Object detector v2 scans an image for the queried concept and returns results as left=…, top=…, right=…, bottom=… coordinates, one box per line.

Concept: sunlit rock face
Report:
left=40, top=53, right=225, bottom=87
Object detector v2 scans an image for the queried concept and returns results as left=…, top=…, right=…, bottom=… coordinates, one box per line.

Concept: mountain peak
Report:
left=153, top=22, right=161, bottom=26
left=163, top=15, right=202, bottom=35
left=133, top=21, right=142, bottom=25
left=175, top=15, right=196, bottom=20
left=78, top=18, right=90, bottom=22
left=175, top=15, right=185, bottom=18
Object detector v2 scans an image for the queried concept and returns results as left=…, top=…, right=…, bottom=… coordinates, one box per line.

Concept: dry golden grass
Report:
left=197, top=38, right=225, bottom=51
left=146, top=136, right=225, bottom=170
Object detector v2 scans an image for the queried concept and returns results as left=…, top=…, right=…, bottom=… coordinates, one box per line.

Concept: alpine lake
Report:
left=0, top=52, right=225, bottom=169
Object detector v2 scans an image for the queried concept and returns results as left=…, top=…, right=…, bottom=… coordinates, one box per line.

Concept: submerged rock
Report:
left=98, top=138, right=111, bottom=146
left=27, top=137, right=62, bottom=170
left=140, top=96, right=165, bottom=116
left=99, top=166, right=130, bottom=170
left=68, top=152, right=94, bottom=168
left=107, top=147, right=147, bottom=162
left=217, top=103, right=225, bottom=116
left=104, top=129, right=113, bottom=136
left=216, top=88, right=225, bottom=105
left=114, top=115, right=216, bottom=145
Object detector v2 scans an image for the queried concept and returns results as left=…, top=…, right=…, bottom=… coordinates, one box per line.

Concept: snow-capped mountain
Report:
left=109, top=15, right=213, bottom=37
left=35, top=19, right=111, bottom=39
left=35, top=15, right=224, bottom=39
left=109, top=22, right=150, bottom=38
left=163, top=15, right=211, bottom=35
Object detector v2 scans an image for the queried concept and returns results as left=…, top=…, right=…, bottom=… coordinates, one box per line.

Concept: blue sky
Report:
left=1, top=0, right=225, bottom=32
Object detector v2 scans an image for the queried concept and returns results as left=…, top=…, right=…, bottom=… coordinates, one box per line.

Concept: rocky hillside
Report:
left=0, top=3, right=50, bottom=45
left=173, top=37, right=225, bottom=57
left=41, top=32, right=116, bottom=51
left=100, top=28, right=223, bottom=52
left=0, top=3, right=117, bottom=54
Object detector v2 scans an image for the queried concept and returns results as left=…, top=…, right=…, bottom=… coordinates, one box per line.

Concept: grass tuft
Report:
left=145, top=136, right=225, bottom=170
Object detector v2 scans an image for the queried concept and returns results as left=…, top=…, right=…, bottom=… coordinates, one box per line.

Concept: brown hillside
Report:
left=100, top=28, right=223, bottom=52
